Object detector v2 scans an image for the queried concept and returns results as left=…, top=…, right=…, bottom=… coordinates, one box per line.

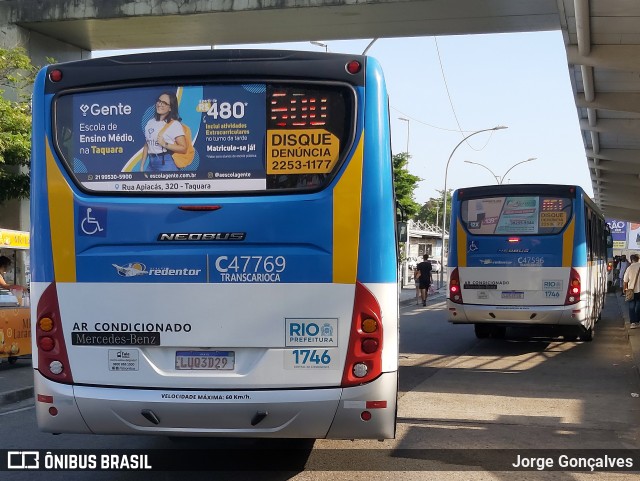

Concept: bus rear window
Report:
left=53, top=83, right=355, bottom=195
left=461, top=196, right=573, bottom=235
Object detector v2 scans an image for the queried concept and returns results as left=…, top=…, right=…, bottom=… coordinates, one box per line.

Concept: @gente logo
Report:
left=79, top=102, right=133, bottom=116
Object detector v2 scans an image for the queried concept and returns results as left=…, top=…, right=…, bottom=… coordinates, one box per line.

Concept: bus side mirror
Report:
left=606, top=235, right=613, bottom=249
left=397, top=221, right=407, bottom=243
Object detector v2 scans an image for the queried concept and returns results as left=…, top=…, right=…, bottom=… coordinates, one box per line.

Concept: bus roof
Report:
left=456, top=184, right=581, bottom=200
left=44, top=49, right=368, bottom=93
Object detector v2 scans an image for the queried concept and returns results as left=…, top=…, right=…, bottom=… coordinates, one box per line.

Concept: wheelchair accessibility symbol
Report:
left=79, top=206, right=107, bottom=237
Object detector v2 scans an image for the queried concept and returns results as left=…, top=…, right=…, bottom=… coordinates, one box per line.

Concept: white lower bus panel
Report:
left=447, top=301, right=588, bottom=326
left=34, top=370, right=397, bottom=439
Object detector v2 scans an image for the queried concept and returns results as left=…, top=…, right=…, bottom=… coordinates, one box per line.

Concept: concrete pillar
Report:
left=1, top=23, right=89, bottom=63
left=0, top=20, right=89, bottom=226
left=1, top=20, right=88, bottom=288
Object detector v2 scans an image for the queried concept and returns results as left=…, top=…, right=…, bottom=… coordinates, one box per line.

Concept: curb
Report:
left=0, top=386, right=33, bottom=406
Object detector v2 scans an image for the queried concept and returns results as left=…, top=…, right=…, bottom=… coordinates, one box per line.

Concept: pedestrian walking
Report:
left=413, top=268, right=421, bottom=305
left=415, top=254, right=433, bottom=307
left=623, top=254, right=640, bottom=329
left=619, top=254, right=629, bottom=296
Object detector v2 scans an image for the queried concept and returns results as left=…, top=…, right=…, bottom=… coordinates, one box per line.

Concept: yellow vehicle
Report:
left=0, top=228, right=30, bottom=365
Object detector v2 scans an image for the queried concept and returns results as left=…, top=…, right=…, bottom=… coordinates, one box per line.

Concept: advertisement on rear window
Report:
left=464, top=198, right=505, bottom=234
left=60, top=85, right=267, bottom=193
left=495, top=197, right=539, bottom=234
left=56, top=83, right=349, bottom=194
left=463, top=196, right=571, bottom=235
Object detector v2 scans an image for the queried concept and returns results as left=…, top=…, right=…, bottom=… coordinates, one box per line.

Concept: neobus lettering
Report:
left=158, top=233, right=246, bottom=241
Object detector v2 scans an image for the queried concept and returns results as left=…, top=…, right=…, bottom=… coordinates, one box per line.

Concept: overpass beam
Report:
left=576, top=92, right=640, bottom=114
left=579, top=118, right=640, bottom=137
left=567, top=45, right=640, bottom=71
left=587, top=148, right=640, bottom=164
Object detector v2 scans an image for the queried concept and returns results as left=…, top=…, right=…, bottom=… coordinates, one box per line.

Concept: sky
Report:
left=95, top=30, right=592, bottom=205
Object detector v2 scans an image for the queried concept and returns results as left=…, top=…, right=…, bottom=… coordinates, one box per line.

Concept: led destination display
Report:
left=54, top=84, right=352, bottom=194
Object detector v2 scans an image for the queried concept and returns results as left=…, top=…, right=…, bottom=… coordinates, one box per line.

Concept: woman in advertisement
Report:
left=140, top=92, right=187, bottom=172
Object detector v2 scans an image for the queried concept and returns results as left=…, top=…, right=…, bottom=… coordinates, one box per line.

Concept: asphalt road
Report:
left=0, top=292, right=638, bottom=480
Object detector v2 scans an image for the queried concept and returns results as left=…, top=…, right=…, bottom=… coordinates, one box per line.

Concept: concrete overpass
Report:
left=2, top=0, right=640, bottom=221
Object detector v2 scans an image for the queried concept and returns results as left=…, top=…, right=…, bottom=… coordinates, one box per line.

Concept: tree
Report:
left=393, top=152, right=421, bottom=218
left=415, top=190, right=453, bottom=226
left=0, top=47, right=40, bottom=202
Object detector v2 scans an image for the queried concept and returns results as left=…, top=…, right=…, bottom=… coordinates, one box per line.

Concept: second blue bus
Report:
left=446, top=184, right=609, bottom=341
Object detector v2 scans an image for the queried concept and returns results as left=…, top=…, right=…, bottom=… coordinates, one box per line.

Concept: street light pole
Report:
left=439, top=126, right=508, bottom=288
left=464, top=157, right=537, bottom=185
left=398, top=117, right=410, bottom=156
left=500, top=157, right=537, bottom=184
left=398, top=117, right=410, bottom=286
left=310, top=41, right=328, bottom=52
left=362, top=38, right=379, bottom=55
left=463, top=161, right=500, bottom=184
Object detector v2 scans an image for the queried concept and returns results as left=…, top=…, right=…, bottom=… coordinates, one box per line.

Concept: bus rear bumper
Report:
left=446, top=301, right=588, bottom=327
left=34, top=370, right=397, bottom=439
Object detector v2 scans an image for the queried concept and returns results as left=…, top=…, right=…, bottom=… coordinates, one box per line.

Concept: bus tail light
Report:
left=564, top=268, right=581, bottom=305
left=341, top=282, right=383, bottom=387
left=36, top=283, right=73, bottom=383
left=345, top=60, right=362, bottom=74
left=449, top=268, right=463, bottom=304
left=48, top=69, right=63, bottom=82
left=607, top=261, right=613, bottom=272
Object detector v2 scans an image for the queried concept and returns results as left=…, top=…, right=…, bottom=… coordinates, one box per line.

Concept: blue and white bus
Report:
left=446, top=184, right=608, bottom=341
left=30, top=50, right=399, bottom=439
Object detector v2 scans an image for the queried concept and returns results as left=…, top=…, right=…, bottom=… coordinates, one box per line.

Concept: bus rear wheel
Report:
left=491, top=326, right=506, bottom=339
left=474, top=324, right=492, bottom=339
left=579, top=326, right=594, bottom=342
